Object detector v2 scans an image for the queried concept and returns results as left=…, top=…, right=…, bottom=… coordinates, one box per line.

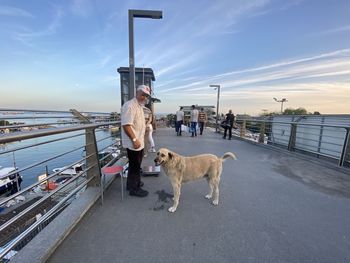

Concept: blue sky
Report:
left=0, top=0, right=349, bottom=115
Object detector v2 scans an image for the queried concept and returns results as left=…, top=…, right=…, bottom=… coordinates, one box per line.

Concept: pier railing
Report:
left=234, top=117, right=350, bottom=167
left=0, top=112, right=122, bottom=261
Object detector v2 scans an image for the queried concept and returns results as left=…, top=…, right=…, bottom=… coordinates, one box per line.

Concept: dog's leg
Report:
left=212, top=179, right=220, bottom=205
left=205, top=180, right=214, bottom=199
left=169, top=183, right=181, bottom=213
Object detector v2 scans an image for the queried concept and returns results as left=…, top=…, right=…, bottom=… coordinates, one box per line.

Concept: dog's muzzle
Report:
left=154, top=158, right=163, bottom=166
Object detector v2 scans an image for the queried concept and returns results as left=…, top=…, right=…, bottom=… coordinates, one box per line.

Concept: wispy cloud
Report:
left=320, top=25, right=350, bottom=35
left=0, top=6, right=34, bottom=18
left=160, top=48, right=350, bottom=95
left=13, top=8, right=64, bottom=44
left=70, top=0, right=93, bottom=17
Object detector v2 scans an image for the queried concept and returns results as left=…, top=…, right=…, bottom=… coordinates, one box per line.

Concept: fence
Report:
left=234, top=116, right=350, bottom=167
left=0, top=109, right=122, bottom=261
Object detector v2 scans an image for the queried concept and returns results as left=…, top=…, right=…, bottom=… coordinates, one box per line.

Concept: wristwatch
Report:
left=132, top=138, right=137, bottom=142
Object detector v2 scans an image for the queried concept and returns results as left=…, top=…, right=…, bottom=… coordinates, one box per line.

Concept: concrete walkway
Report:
left=48, top=128, right=350, bottom=263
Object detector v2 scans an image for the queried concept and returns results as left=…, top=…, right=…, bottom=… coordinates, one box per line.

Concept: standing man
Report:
left=121, top=85, right=150, bottom=197
left=198, top=108, right=208, bottom=135
left=175, top=107, right=184, bottom=136
left=190, top=105, right=199, bottom=137
left=223, top=110, right=235, bottom=140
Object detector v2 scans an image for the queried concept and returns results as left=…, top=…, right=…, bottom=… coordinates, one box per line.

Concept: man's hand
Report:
left=133, top=139, right=141, bottom=149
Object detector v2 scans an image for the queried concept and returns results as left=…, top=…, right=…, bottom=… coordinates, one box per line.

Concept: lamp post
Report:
left=128, top=9, right=162, bottom=100
left=210, top=84, right=221, bottom=132
left=273, top=97, right=288, bottom=113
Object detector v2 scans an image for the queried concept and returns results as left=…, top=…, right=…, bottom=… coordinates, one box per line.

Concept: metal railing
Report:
left=0, top=116, right=122, bottom=261
left=233, top=117, right=350, bottom=167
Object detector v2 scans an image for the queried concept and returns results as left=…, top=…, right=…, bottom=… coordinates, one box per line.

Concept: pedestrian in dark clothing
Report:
left=198, top=108, right=207, bottom=135
left=223, top=110, right=235, bottom=140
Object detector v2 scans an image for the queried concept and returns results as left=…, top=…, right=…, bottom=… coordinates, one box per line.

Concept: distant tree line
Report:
left=260, top=107, right=320, bottom=116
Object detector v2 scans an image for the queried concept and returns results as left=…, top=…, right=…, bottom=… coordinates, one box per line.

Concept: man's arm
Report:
left=123, top=125, right=141, bottom=149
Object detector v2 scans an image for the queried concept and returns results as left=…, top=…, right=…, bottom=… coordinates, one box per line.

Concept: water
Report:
left=0, top=129, right=118, bottom=188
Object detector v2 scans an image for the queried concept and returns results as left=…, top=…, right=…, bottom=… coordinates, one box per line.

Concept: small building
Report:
left=117, top=67, right=158, bottom=107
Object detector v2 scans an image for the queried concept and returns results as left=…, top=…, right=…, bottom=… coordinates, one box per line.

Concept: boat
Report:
left=0, top=167, right=22, bottom=197
left=52, top=162, right=84, bottom=176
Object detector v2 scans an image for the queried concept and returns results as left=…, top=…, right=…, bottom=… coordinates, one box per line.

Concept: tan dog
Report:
left=154, top=148, right=236, bottom=212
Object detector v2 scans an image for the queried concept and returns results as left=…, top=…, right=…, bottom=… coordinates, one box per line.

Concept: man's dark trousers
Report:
left=223, top=125, right=232, bottom=139
left=126, top=148, right=144, bottom=191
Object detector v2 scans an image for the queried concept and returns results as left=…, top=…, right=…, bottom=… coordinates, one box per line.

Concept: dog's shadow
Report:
left=151, top=190, right=173, bottom=211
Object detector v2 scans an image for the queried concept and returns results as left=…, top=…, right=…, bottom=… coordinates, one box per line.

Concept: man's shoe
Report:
left=129, top=188, right=148, bottom=197
left=126, top=181, right=144, bottom=191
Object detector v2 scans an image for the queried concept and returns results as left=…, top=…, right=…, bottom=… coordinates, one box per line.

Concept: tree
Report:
left=283, top=107, right=308, bottom=115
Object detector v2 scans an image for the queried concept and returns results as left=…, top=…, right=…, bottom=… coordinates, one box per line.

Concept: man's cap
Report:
left=137, top=85, right=151, bottom=96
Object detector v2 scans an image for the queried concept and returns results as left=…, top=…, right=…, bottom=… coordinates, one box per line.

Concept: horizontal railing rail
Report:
left=0, top=119, right=123, bottom=260
left=234, top=118, right=350, bottom=167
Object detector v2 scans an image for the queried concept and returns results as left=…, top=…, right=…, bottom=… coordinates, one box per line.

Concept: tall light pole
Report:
left=128, top=9, right=162, bottom=100
left=273, top=97, right=288, bottom=113
left=210, top=84, right=221, bottom=132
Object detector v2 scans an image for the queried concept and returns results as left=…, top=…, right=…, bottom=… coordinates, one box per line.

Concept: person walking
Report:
left=190, top=105, right=199, bottom=137
left=198, top=108, right=207, bottom=135
left=175, top=107, right=184, bottom=136
left=121, top=85, right=150, bottom=197
left=223, top=110, right=235, bottom=140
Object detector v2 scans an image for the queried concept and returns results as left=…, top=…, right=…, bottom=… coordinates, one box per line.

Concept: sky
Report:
left=0, top=0, right=349, bottom=115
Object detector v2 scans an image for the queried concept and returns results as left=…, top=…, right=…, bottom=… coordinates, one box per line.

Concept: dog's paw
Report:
left=168, top=206, right=177, bottom=213
left=212, top=200, right=219, bottom=206
left=205, top=194, right=212, bottom=199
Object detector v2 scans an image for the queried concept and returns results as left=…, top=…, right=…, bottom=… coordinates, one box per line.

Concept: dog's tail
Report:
left=221, top=152, right=237, bottom=162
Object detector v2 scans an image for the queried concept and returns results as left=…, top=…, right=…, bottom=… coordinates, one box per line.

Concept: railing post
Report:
left=240, top=120, right=246, bottom=138
left=85, top=128, right=101, bottom=187
left=259, top=122, right=265, bottom=143
left=288, top=123, right=297, bottom=151
left=339, top=128, right=350, bottom=166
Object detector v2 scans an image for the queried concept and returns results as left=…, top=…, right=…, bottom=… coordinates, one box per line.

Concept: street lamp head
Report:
left=273, top=97, right=277, bottom=101
left=130, top=10, right=163, bottom=19
left=209, top=84, right=220, bottom=88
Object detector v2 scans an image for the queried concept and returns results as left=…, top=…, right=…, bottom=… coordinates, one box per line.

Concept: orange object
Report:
left=47, top=181, right=57, bottom=190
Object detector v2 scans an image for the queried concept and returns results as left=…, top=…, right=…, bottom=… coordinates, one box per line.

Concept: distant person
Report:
left=143, top=106, right=156, bottom=157
left=198, top=108, right=208, bottom=135
left=121, top=85, right=150, bottom=197
left=175, top=107, right=185, bottom=136
left=223, top=110, right=235, bottom=140
left=190, top=105, right=199, bottom=137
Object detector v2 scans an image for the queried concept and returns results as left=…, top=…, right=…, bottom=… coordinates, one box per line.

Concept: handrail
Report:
left=0, top=164, right=94, bottom=234
left=0, top=121, right=120, bottom=144
left=236, top=118, right=350, bottom=129
left=0, top=108, right=112, bottom=115
left=0, top=175, right=93, bottom=259
left=0, top=155, right=93, bottom=207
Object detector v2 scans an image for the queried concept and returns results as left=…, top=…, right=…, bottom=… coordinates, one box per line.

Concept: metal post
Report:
left=339, top=128, right=350, bottom=166
left=210, top=84, right=221, bottom=132
left=259, top=122, right=266, bottom=143
left=128, top=10, right=162, bottom=101
left=216, top=86, right=220, bottom=132
left=128, top=10, right=136, bottom=100
left=288, top=123, right=297, bottom=151
left=281, top=101, right=283, bottom=113
left=85, top=128, right=101, bottom=187
left=240, top=120, right=246, bottom=138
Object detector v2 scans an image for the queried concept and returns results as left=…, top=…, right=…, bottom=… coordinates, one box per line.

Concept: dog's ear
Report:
left=168, top=152, right=173, bottom=160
